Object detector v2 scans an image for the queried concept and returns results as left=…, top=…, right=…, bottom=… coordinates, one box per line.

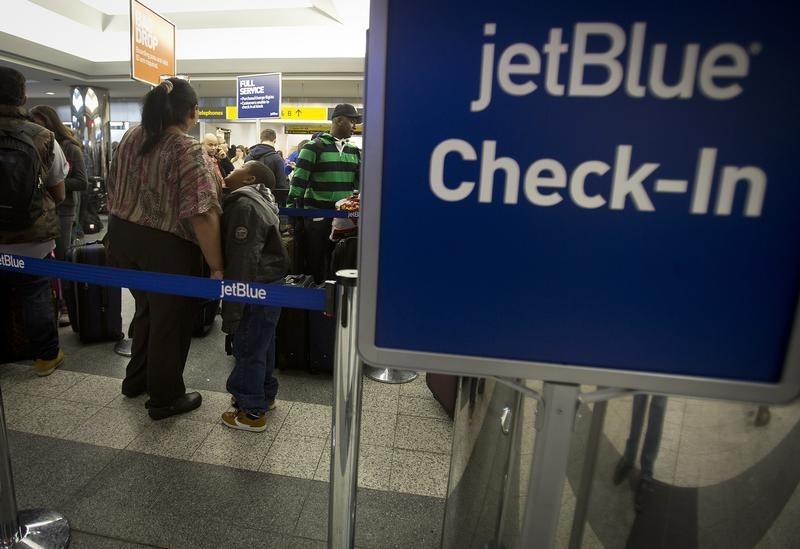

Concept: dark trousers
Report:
left=623, top=394, right=667, bottom=480
left=226, top=304, right=281, bottom=415
left=0, top=263, right=59, bottom=362
left=106, top=216, right=202, bottom=407
left=302, top=217, right=333, bottom=283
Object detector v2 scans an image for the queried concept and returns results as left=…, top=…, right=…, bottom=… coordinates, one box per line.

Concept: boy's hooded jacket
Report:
left=221, top=184, right=288, bottom=334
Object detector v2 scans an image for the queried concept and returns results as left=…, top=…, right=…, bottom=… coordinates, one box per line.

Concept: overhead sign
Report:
left=237, top=73, right=281, bottom=119
left=129, top=0, right=175, bottom=86
left=358, top=0, right=800, bottom=403
left=197, top=106, right=226, bottom=119
left=281, top=106, right=328, bottom=120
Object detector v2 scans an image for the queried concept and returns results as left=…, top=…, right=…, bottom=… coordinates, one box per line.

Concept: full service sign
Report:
left=358, top=0, right=800, bottom=402
left=129, top=0, right=175, bottom=86
left=237, top=73, right=281, bottom=119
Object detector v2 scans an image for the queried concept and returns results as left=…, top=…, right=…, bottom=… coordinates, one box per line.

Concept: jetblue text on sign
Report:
left=359, top=0, right=800, bottom=402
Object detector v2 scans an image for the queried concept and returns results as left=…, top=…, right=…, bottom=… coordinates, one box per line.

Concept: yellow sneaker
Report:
left=221, top=410, right=267, bottom=432
left=34, top=349, right=64, bottom=377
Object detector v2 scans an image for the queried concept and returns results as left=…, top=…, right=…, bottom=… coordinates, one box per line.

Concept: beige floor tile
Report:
left=191, top=424, right=276, bottom=471
left=106, top=392, right=149, bottom=412
left=9, top=369, right=87, bottom=398
left=359, top=410, right=397, bottom=448
left=67, top=406, right=150, bottom=449
left=7, top=396, right=101, bottom=439
left=0, top=389, right=38, bottom=417
left=398, top=395, right=450, bottom=420
left=187, top=389, right=239, bottom=424
left=281, top=402, right=332, bottom=439
left=394, top=416, right=453, bottom=454
left=362, top=379, right=400, bottom=412
left=357, top=443, right=394, bottom=491
left=314, top=442, right=393, bottom=492
left=398, top=373, right=429, bottom=398
left=127, top=418, right=214, bottom=460
left=59, top=374, right=122, bottom=407
left=390, top=449, right=449, bottom=498
left=260, top=432, right=326, bottom=479
left=0, top=363, right=33, bottom=390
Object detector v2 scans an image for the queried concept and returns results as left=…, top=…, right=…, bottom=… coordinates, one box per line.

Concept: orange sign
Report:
left=130, top=0, right=176, bottom=86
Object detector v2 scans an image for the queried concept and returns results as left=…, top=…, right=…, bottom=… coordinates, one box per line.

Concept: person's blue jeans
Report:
left=623, top=394, right=667, bottom=480
left=0, top=268, right=59, bottom=362
left=226, top=304, right=281, bottom=415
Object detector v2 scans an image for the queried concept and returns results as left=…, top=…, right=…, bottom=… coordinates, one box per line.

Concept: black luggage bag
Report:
left=64, top=242, right=123, bottom=343
left=425, top=373, right=460, bottom=419
left=275, top=274, right=314, bottom=370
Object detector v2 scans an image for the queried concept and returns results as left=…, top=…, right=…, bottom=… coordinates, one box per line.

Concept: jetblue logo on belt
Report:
left=0, top=254, right=25, bottom=269
left=220, top=281, right=267, bottom=300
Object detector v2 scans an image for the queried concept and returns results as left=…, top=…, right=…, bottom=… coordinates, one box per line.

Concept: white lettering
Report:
left=478, top=141, right=520, bottom=204
left=471, top=22, right=755, bottom=110
left=610, top=145, right=657, bottom=211
left=715, top=166, right=767, bottom=217
left=0, top=254, right=25, bottom=268
left=699, top=44, right=750, bottom=100
left=524, top=159, right=567, bottom=206
left=570, top=161, right=610, bottom=209
left=569, top=23, right=626, bottom=97
left=429, top=139, right=477, bottom=201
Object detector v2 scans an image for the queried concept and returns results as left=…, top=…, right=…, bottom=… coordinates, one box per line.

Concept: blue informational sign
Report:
left=358, top=0, right=800, bottom=402
left=236, top=73, right=281, bottom=119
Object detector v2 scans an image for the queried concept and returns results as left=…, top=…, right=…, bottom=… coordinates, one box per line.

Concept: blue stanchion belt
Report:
left=0, top=254, right=326, bottom=311
left=278, top=207, right=358, bottom=219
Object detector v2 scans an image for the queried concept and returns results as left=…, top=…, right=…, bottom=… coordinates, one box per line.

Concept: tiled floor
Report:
left=0, top=293, right=452, bottom=548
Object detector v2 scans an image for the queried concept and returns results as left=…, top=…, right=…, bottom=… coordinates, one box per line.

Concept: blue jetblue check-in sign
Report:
left=236, top=72, right=281, bottom=119
left=358, top=0, right=800, bottom=402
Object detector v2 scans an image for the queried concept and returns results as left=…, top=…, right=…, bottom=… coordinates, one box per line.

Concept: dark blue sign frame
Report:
left=236, top=72, right=281, bottom=119
left=357, top=0, right=800, bottom=403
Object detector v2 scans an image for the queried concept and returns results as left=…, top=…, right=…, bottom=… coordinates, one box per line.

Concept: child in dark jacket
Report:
left=221, top=161, right=288, bottom=431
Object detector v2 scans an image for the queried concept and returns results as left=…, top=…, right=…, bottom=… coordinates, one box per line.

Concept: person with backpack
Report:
left=245, top=128, right=287, bottom=198
left=30, top=104, right=89, bottom=326
left=0, top=66, right=69, bottom=375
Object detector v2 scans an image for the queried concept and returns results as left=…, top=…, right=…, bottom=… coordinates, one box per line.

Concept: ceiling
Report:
left=0, top=0, right=369, bottom=102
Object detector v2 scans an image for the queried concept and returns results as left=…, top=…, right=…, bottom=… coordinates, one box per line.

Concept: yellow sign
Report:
left=280, top=106, right=327, bottom=120
left=226, top=106, right=238, bottom=120
left=130, top=0, right=176, bottom=86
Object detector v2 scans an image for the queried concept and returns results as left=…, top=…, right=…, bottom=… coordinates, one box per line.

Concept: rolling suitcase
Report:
left=308, top=310, right=335, bottom=373
left=193, top=257, right=220, bottom=337
left=64, top=241, right=123, bottom=343
left=425, top=373, right=460, bottom=419
left=275, top=274, right=314, bottom=370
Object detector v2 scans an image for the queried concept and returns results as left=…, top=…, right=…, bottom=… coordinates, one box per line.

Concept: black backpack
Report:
left=0, top=125, right=47, bottom=230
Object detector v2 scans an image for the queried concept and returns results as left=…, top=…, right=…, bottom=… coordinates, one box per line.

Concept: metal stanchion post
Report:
left=518, top=382, right=580, bottom=549
left=328, top=269, right=363, bottom=549
left=0, top=387, right=70, bottom=548
left=362, top=364, right=417, bottom=384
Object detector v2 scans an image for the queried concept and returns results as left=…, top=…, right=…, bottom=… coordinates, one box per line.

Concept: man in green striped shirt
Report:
left=288, top=103, right=361, bottom=282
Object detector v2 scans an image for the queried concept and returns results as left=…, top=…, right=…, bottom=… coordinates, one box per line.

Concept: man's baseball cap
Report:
left=331, top=103, right=362, bottom=123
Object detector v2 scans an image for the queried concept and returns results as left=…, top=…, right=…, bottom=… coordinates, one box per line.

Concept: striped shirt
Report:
left=288, top=132, right=360, bottom=209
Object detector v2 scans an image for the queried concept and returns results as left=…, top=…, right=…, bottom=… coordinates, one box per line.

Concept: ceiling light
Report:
left=44, top=91, right=56, bottom=96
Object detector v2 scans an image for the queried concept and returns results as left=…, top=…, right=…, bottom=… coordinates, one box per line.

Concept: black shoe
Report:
left=147, top=392, right=202, bottom=420
left=613, top=458, right=633, bottom=485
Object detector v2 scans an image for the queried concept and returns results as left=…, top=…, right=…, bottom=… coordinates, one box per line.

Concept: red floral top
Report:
left=107, top=125, right=222, bottom=242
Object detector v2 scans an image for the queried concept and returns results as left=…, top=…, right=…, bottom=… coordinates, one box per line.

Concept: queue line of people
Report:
left=2, top=68, right=361, bottom=434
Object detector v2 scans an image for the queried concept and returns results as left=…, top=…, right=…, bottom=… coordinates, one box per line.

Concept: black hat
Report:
left=331, top=103, right=362, bottom=123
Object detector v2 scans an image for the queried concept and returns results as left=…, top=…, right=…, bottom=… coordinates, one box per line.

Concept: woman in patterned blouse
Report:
left=106, top=77, right=224, bottom=421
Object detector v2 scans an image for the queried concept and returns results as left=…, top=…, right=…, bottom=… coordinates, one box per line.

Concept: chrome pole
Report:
left=0, top=386, right=70, bottom=548
left=518, top=382, right=580, bottom=549
left=328, top=269, right=363, bottom=549
left=0, top=387, right=20, bottom=546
